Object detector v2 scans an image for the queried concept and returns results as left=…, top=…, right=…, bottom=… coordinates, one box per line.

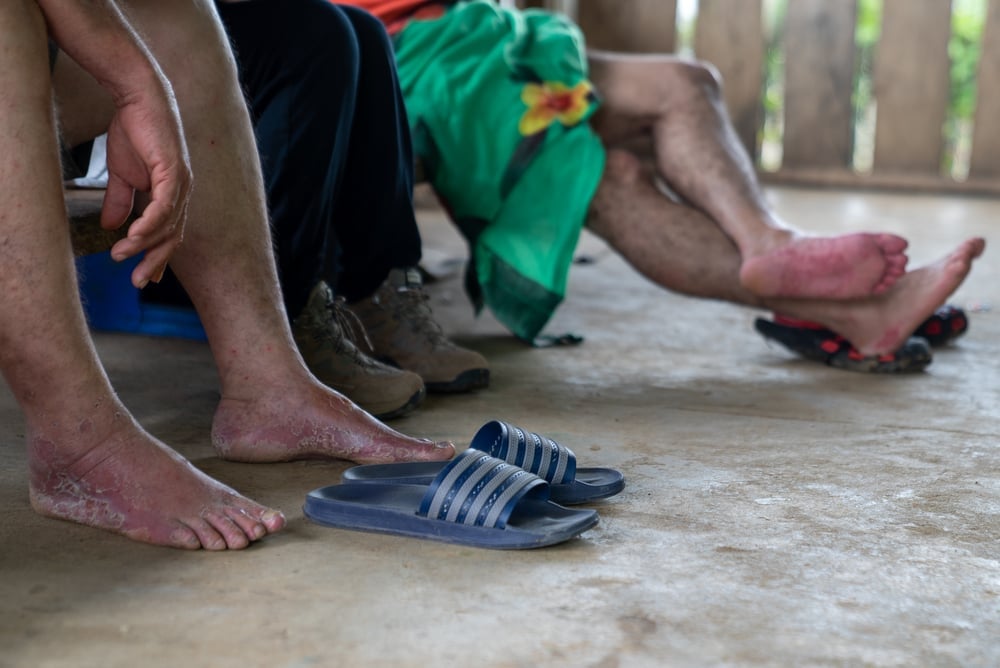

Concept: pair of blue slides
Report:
left=304, top=420, right=625, bottom=550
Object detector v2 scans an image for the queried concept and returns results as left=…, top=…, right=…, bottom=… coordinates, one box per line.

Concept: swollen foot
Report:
left=740, top=232, right=908, bottom=300
left=28, top=424, right=285, bottom=550
left=211, top=380, right=455, bottom=465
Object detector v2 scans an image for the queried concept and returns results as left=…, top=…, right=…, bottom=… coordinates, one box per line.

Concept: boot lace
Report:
left=308, top=293, right=382, bottom=368
left=385, top=285, right=453, bottom=349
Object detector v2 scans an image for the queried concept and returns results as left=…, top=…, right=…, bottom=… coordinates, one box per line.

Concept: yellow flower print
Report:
left=518, top=80, right=593, bottom=136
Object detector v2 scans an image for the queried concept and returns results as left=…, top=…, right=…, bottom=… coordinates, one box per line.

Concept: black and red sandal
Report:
left=911, top=305, right=969, bottom=347
left=754, top=316, right=933, bottom=373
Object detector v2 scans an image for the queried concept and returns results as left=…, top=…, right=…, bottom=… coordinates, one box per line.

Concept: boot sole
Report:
left=424, top=368, right=490, bottom=394
left=370, top=386, right=426, bottom=420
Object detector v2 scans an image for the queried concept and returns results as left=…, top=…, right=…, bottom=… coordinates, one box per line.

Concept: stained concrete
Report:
left=1, top=186, right=998, bottom=667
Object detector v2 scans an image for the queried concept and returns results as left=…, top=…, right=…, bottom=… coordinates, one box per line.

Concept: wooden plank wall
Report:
left=781, top=0, right=857, bottom=171
left=872, top=0, right=953, bottom=174
left=576, top=0, right=678, bottom=53
left=511, top=0, right=1000, bottom=196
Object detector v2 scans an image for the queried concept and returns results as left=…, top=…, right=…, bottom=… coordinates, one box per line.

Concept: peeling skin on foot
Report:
left=211, top=390, right=455, bottom=465
left=213, top=415, right=455, bottom=465
left=28, top=430, right=285, bottom=550
left=740, top=232, right=909, bottom=300
left=40, top=468, right=128, bottom=530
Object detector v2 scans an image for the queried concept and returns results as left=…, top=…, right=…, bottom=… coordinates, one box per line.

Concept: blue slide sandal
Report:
left=341, top=420, right=625, bottom=505
left=304, top=450, right=598, bottom=549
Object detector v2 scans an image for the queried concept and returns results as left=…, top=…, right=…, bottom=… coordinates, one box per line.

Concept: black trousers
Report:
left=150, top=0, right=422, bottom=317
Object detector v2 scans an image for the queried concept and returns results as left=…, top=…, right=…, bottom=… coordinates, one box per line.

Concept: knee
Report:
left=291, top=1, right=361, bottom=65
left=339, top=4, right=394, bottom=52
left=338, top=4, right=399, bottom=81
left=601, top=148, right=645, bottom=187
left=587, top=148, right=645, bottom=239
left=660, top=58, right=724, bottom=105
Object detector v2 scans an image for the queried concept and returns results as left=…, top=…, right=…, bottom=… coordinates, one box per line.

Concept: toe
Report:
left=168, top=525, right=203, bottom=550
left=260, top=509, right=286, bottom=532
left=879, top=234, right=909, bottom=253
left=185, top=517, right=229, bottom=551
left=206, top=512, right=251, bottom=550
left=226, top=507, right=269, bottom=540
left=419, top=440, right=456, bottom=462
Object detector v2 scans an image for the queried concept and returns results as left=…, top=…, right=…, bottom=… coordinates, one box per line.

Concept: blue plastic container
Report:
left=76, top=251, right=207, bottom=341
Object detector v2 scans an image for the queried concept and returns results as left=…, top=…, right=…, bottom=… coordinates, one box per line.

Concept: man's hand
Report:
left=37, top=0, right=192, bottom=288
left=102, top=83, right=192, bottom=288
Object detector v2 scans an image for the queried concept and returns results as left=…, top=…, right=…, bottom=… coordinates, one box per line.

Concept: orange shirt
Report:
left=332, top=0, right=447, bottom=34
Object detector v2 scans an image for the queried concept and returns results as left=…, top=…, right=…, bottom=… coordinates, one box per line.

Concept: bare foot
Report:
left=782, top=238, right=985, bottom=355
left=740, top=232, right=909, bottom=300
left=28, top=417, right=285, bottom=550
left=212, top=380, right=455, bottom=465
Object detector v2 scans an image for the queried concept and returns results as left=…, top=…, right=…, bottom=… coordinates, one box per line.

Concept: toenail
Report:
left=261, top=510, right=283, bottom=528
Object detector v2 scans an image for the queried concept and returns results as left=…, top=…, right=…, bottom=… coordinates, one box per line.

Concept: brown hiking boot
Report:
left=349, top=268, right=490, bottom=393
left=292, top=282, right=425, bottom=419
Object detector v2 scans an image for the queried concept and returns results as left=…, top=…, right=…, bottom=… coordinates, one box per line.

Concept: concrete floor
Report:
left=1, top=186, right=998, bottom=667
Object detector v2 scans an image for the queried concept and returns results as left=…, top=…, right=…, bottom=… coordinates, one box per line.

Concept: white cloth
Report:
left=66, top=134, right=109, bottom=189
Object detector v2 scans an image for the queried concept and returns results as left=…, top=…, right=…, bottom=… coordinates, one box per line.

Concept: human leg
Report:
left=3, top=0, right=283, bottom=550
left=586, top=150, right=755, bottom=305
left=586, top=50, right=908, bottom=301
left=216, top=0, right=401, bottom=314
left=105, top=0, right=453, bottom=463
left=323, top=4, right=423, bottom=301
left=217, top=1, right=484, bottom=402
left=587, top=150, right=984, bottom=356
left=215, top=0, right=426, bottom=418
left=328, top=5, right=488, bottom=392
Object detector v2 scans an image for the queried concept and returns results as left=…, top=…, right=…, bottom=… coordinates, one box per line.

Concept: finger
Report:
left=110, top=212, right=181, bottom=275
left=131, top=238, right=181, bottom=289
left=111, top=208, right=184, bottom=261
left=110, top=234, right=143, bottom=264
left=100, top=172, right=136, bottom=232
left=123, top=195, right=178, bottom=240
left=139, top=161, right=191, bottom=236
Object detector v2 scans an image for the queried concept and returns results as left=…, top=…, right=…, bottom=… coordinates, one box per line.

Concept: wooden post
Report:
left=694, top=0, right=765, bottom=160
left=970, top=0, right=1000, bottom=178
left=781, top=0, right=858, bottom=170
left=576, top=0, right=677, bottom=53
left=872, top=0, right=953, bottom=174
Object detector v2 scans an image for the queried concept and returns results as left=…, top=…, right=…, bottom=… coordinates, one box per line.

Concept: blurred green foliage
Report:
left=950, top=0, right=987, bottom=120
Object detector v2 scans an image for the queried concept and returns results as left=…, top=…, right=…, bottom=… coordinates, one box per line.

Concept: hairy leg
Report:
left=108, top=0, right=453, bottom=465
left=3, top=0, right=283, bottom=550
left=586, top=151, right=760, bottom=305
left=587, top=150, right=984, bottom=356
left=586, top=50, right=907, bottom=300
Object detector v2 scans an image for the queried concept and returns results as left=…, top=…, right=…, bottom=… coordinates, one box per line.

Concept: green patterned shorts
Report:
left=393, top=0, right=606, bottom=340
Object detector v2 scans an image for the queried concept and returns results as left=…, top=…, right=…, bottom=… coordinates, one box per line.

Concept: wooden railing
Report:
left=516, top=0, right=1000, bottom=196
